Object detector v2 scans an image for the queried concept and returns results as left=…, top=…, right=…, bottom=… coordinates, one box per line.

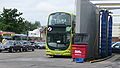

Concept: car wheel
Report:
left=39, top=47, right=41, bottom=49
left=9, top=48, right=14, bottom=53
left=23, top=49, right=25, bottom=52
left=0, top=50, right=2, bottom=52
left=11, top=48, right=14, bottom=52
left=32, top=49, right=34, bottom=51
left=25, top=48, right=28, bottom=52
left=15, top=50, right=18, bottom=52
left=19, top=48, right=23, bottom=52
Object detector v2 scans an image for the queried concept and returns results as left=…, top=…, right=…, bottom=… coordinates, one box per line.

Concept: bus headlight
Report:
left=65, top=51, right=71, bottom=53
left=46, top=50, right=51, bottom=52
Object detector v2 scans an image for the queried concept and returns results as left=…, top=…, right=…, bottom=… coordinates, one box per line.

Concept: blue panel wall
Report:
left=101, top=10, right=107, bottom=58
left=108, top=16, right=112, bottom=56
left=101, top=10, right=112, bottom=58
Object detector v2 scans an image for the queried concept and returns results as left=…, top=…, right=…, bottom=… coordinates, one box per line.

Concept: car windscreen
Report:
left=113, top=43, right=120, bottom=48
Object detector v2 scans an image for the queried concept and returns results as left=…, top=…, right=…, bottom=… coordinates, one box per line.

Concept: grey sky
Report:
left=0, top=0, right=120, bottom=26
left=0, top=0, right=75, bottom=26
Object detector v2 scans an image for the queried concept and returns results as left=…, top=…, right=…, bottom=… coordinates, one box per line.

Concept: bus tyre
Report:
left=53, top=55, right=57, bottom=58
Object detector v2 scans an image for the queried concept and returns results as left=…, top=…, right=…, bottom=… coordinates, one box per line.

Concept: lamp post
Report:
left=39, top=28, right=42, bottom=41
left=27, top=31, right=29, bottom=41
left=0, top=11, right=1, bottom=13
left=27, top=27, right=30, bottom=41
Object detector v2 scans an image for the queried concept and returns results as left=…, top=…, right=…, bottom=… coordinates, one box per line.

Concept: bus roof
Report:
left=49, top=12, right=74, bottom=16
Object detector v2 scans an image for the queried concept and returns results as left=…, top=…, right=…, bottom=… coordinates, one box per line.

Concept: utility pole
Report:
left=39, top=28, right=42, bottom=41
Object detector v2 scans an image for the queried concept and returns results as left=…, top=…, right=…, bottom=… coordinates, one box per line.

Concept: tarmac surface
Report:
left=0, top=49, right=120, bottom=68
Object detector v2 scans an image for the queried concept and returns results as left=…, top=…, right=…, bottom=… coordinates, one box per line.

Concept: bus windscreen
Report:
left=48, top=13, right=71, bottom=25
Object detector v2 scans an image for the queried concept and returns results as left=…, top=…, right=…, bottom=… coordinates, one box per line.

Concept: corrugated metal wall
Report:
left=76, top=0, right=100, bottom=59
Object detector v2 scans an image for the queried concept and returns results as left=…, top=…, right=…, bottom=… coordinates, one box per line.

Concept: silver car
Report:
left=2, top=40, right=23, bottom=52
left=0, top=42, right=4, bottom=52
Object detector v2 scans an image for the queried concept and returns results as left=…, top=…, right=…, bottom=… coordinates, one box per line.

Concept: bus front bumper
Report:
left=46, top=50, right=71, bottom=56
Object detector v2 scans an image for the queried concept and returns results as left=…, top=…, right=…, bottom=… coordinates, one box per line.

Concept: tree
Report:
left=0, top=8, right=41, bottom=34
left=34, top=21, right=41, bottom=27
left=0, top=8, right=24, bottom=33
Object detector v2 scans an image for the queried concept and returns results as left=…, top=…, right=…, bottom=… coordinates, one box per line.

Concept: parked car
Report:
left=33, top=42, right=41, bottom=49
left=112, top=42, right=120, bottom=53
left=0, top=42, right=4, bottom=52
left=34, top=42, right=46, bottom=49
left=22, top=41, right=34, bottom=51
left=2, top=40, right=23, bottom=52
left=40, top=42, right=46, bottom=49
left=30, top=41, right=36, bottom=48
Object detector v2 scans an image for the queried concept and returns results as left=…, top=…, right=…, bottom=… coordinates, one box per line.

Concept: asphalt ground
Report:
left=0, top=49, right=120, bottom=68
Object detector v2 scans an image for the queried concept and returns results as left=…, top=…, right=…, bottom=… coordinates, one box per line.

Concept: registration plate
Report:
left=54, top=49, right=59, bottom=51
left=55, top=54, right=61, bottom=55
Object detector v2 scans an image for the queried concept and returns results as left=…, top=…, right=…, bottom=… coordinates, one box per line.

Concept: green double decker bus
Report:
left=46, top=12, right=75, bottom=56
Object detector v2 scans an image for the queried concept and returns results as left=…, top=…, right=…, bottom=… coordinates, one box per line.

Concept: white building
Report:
left=28, top=28, right=41, bottom=37
left=28, top=27, right=46, bottom=41
left=112, top=23, right=120, bottom=42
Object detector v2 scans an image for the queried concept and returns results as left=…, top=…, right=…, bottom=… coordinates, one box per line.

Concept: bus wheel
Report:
left=53, top=55, right=57, bottom=58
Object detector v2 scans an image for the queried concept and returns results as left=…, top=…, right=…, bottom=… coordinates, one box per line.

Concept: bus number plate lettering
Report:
left=55, top=54, right=61, bottom=55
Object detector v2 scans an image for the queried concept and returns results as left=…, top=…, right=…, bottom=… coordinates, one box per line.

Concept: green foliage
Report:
left=35, top=21, right=41, bottom=27
left=0, top=8, right=40, bottom=34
